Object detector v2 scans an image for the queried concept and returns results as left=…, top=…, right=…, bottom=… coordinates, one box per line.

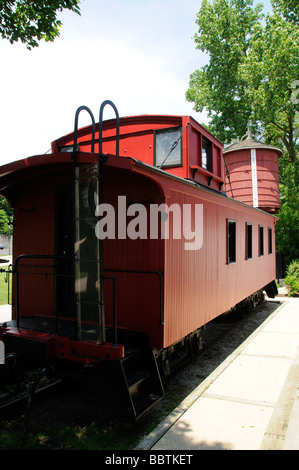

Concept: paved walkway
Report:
left=136, top=296, right=299, bottom=450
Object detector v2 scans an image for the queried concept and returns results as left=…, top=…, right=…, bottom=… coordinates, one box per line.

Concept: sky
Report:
left=0, top=0, right=272, bottom=166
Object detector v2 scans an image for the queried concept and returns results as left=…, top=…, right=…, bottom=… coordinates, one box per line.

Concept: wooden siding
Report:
left=12, top=175, right=56, bottom=318
left=102, top=167, right=165, bottom=347
left=162, top=181, right=276, bottom=347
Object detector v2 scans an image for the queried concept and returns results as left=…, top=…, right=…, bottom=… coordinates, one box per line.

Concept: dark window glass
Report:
left=246, top=223, right=253, bottom=259
left=227, top=219, right=236, bottom=264
left=259, top=225, right=264, bottom=256
left=202, top=138, right=211, bottom=171
left=268, top=227, right=273, bottom=254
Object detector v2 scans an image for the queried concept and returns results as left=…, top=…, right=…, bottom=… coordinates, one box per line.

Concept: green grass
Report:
left=0, top=267, right=12, bottom=305
left=0, top=421, right=143, bottom=450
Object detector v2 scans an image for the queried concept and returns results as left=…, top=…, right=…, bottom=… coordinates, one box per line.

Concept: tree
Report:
left=275, top=155, right=299, bottom=266
left=0, top=0, right=81, bottom=49
left=186, top=0, right=264, bottom=143
left=0, top=197, right=13, bottom=235
left=242, top=12, right=299, bottom=162
left=272, top=0, right=299, bottom=25
left=186, top=0, right=299, bottom=158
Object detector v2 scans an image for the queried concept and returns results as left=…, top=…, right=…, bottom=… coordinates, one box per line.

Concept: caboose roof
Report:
left=0, top=150, right=277, bottom=220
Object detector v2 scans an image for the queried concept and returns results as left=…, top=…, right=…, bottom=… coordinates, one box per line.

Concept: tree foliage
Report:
left=186, top=0, right=264, bottom=143
left=0, top=197, right=13, bottom=235
left=275, top=155, right=299, bottom=265
left=285, top=259, right=299, bottom=296
left=272, top=0, right=299, bottom=24
left=0, top=0, right=81, bottom=49
left=242, top=12, right=299, bottom=162
left=186, top=0, right=299, bottom=159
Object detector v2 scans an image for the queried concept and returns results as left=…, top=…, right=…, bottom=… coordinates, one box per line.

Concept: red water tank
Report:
left=223, top=134, right=282, bottom=213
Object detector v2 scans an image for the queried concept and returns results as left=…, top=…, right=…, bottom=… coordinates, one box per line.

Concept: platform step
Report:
left=117, top=332, right=164, bottom=420
left=127, top=370, right=151, bottom=388
left=134, top=393, right=162, bottom=419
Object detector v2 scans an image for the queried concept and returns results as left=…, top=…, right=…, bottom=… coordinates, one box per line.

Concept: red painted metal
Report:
left=3, top=327, right=124, bottom=362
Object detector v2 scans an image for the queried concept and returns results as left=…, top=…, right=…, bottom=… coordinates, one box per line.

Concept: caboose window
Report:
left=268, top=227, right=273, bottom=254
left=154, top=127, right=182, bottom=168
left=227, top=219, right=236, bottom=264
left=202, top=138, right=211, bottom=172
left=246, top=222, right=253, bottom=260
left=259, top=225, right=264, bottom=256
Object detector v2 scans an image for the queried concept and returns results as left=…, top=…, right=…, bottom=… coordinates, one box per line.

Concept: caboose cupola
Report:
left=53, top=114, right=225, bottom=192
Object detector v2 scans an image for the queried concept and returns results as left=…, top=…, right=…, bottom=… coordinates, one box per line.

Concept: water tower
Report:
left=223, top=133, right=282, bottom=213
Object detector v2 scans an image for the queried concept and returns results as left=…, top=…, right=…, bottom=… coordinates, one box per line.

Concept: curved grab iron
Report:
left=99, top=100, right=120, bottom=157
left=73, top=105, right=96, bottom=154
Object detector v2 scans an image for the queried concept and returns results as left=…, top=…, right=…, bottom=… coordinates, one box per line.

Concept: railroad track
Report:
left=0, top=367, right=62, bottom=432
left=0, top=379, right=61, bottom=412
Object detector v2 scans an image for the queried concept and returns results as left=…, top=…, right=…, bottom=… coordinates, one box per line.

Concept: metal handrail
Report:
left=13, top=254, right=69, bottom=332
left=73, top=105, right=96, bottom=156
left=11, top=255, right=164, bottom=350
left=99, top=100, right=120, bottom=158
left=11, top=254, right=119, bottom=343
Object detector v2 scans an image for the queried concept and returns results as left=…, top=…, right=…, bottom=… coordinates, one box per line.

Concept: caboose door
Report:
left=73, top=163, right=105, bottom=343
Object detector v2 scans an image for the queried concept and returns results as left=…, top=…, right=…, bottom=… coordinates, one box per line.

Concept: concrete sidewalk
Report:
left=136, top=296, right=299, bottom=450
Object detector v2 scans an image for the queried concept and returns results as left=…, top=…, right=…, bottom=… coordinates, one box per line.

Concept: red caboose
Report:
left=0, top=102, right=278, bottom=419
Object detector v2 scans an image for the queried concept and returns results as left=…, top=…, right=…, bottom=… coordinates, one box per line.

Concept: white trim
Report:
left=251, top=149, right=258, bottom=208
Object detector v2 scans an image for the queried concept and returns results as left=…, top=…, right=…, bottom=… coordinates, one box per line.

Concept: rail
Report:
left=13, top=254, right=70, bottom=333
left=5, top=255, right=164, bottom=346
left=73, top=105, right=96, bottom=156
left=11, top=255, right=120, bottom=344
left=99, top=100, right=120, bottom=158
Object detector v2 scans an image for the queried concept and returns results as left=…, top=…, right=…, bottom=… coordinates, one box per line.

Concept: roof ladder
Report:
left=72, top=105, right=105, bottom=343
